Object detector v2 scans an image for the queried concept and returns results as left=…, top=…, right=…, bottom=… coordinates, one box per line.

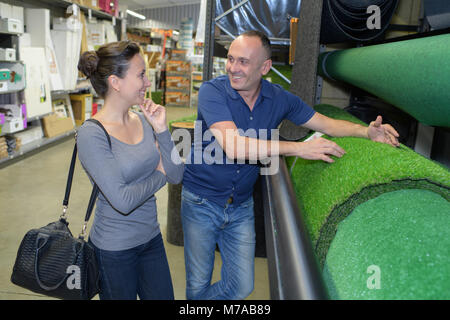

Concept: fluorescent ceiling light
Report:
left=126, top=9, right=146, bottom=20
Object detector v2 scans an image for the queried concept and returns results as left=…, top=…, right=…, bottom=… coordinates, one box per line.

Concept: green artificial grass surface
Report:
left=313, top=104, right=367, bottom=126
left=263, top=65, right=292, bottom=91
left=323, top=189, right=450, bottom=299
left=151, top=91, right=162, bottom=105
left=318, top=33, right=450, bottom=127
left=286, top=104, right=450, bottom=267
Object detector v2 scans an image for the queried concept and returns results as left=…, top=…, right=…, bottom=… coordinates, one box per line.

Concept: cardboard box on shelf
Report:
left=127, top=32, right=150, bottom=43
left=0, top=104, right=27, bottom=134
left=165, top=91, right=190, bottom=107
left=146, top=45, right=161, bottom=52
left=70, top=93, right=93, bottom=126
left=99, top=0, right=118, bottom=15
left=13, top=125, right=43, bottom=145
left=145, top=51, right=161, bottom=69
left=0, top=48, right=16, bottom=61
left=0, top=62, right=25, bottom=92
left=52, top=99, right=69, bottom=118
left=0, top=138, right=8, bottom=158
left=171, top=49, right=187, bottom=60
left=2, top=117, right=23, bottom=133
left=166, top=75, right=190, bottom=90
left=190, top=71, right=203, bottom=108
left=81, top=0, right=101, bottom=10
left=41, top=114, right=74, bottom=138
left=0, top=3, right=12, bottom=19
left=0, top=17, right=23, bottom=34
left=98, top=0, right=111, bottom=13
left=166, top=60, right=191, bottom=74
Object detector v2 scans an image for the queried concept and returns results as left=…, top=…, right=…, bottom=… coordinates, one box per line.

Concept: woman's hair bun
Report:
left=78, top=51, right=99, bottom=78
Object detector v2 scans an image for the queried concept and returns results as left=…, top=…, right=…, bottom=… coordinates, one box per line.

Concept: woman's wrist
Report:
left=153, top=124, right=168, bottom=134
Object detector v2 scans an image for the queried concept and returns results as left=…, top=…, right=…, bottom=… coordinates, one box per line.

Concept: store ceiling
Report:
left=120, top=0, right=201, bottom=10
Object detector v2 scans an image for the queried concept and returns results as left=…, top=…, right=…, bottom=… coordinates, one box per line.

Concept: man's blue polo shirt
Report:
left=182, top=75, right=315, bottom=207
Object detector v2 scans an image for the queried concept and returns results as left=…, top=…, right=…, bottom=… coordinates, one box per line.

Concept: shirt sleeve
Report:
left=76, top=123, right=167, bottom=215
left=198, top=81, right=234, bottom=128
left=284, top=90, right=316, bottom=125
left=154, top=129, right=184, bottom=184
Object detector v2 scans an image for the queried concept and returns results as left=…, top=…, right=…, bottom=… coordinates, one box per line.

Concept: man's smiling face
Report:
left=226, top=35, right=271, bottom=94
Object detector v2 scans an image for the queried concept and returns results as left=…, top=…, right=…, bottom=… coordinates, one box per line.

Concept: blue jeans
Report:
left=89, top=233, right=174, bottom=300
left=181, top=187, right=256, bottom=300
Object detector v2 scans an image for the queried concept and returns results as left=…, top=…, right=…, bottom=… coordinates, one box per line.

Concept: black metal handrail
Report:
left=262, top=157, right=329, bottom=300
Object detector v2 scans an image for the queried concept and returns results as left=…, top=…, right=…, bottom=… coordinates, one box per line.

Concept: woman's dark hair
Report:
left=241, top=30, right=272, bottom=59
left=78, top=40, right=141, bottom=98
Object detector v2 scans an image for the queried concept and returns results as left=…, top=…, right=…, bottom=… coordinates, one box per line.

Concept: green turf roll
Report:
left=286, top=104, right=450, bottom=276
left=323, top=189, right=450, bottom=299
left=318, top=34, right=450, bottom=127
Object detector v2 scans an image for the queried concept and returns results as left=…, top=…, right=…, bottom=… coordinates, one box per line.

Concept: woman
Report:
left=76, top=41, right=183, bottom=300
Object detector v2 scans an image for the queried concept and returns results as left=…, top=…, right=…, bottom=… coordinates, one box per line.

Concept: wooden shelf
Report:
left=32, top=0, right=121, bottom=21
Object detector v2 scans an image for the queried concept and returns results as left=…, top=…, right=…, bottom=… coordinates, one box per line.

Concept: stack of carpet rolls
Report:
left=286, top=104, right=450, bottom=299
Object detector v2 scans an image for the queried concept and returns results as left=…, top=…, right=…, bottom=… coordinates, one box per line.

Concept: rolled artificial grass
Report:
left=286, top=104, right=450, bottom=270
left=173, top=104, right=450, bottom=298
left=318, top=33, right=450, bottom=127
left=323, top=189, right=450, bottom=300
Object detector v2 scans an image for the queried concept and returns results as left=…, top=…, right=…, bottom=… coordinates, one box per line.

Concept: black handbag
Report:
left=10, top=119, right=111, bottom=300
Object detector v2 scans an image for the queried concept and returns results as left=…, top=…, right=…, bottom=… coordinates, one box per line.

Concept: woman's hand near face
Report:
left=139, top=99, right=168, bottom=133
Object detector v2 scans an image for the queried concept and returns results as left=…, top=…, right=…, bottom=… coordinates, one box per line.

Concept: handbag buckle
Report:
left=79, top=222, right=87, bottom=239
left=60, top=205, right=68, bottom=220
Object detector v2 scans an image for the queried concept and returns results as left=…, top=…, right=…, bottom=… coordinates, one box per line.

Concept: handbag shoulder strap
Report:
left=62, top=143, right=78, bottom=209
left=84, top=118, right=112, bottom=149
left=82, top=119, right=112, bottom=227
left=61, top=118, right=112, bottom=233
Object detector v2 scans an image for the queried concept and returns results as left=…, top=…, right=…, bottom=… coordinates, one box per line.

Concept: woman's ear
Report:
left=108, top=75, right=121, bottom=92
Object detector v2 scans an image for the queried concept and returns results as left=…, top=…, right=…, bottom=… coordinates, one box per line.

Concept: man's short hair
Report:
left=240, top=30, right=272, bottom=60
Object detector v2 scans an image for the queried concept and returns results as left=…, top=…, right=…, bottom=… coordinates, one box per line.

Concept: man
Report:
left=181, top=30, right=399, bottom=300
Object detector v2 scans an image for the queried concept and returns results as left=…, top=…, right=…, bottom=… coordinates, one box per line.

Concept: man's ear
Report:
left=108, top=74, right=121, bottom=92
left=261, top=59, right=272, bottom=76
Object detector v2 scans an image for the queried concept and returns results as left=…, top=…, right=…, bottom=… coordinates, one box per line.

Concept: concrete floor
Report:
left=0, top=106, right=269, bottom=300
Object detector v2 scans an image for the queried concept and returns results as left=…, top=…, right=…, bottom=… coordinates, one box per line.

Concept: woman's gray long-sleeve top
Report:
left=76, top=112, right=184, bottom=251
